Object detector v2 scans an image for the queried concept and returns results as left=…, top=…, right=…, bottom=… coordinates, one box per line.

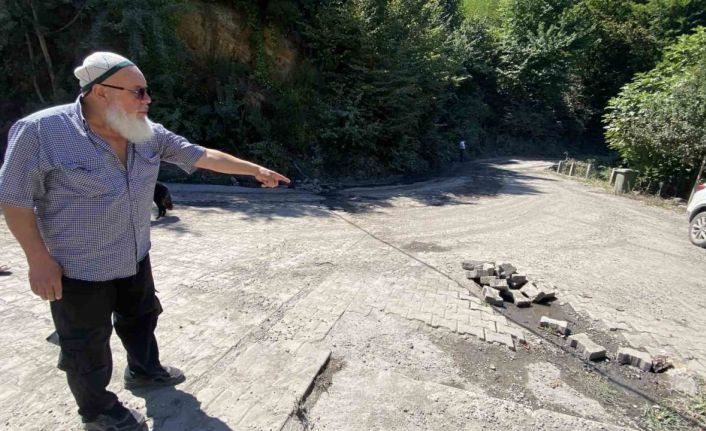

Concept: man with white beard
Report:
left=0, top=52, right=289, bottom=431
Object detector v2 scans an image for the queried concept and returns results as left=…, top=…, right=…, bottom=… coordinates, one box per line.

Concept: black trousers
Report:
left=50, top=255, right=163, bottom=420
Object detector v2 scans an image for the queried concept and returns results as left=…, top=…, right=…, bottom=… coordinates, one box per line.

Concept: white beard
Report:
left=105, top=104, right=155, bottom=143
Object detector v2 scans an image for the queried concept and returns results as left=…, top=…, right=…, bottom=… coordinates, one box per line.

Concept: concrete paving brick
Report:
left=484, top=329, right=515, bottom=351
left=540, top=316, right=569, bottom=336
left=466, top=270, right=481, bottom=279
left=496, top=323, right=526, bottom=344
left=497, top=263, right=517, bottom=278
left=444, top=309, right=470, bottom=324
left=489, top=278, right=509, bottom=291
left=475, top=319, right=496, bottom=332
left=480, top=275, right=498, bottom=286
left=421, top=302, right=446, bottom=315
left=508, top=290, right=531, bottom=307
left=617, top=347, right=652, bottom=372
left=567, top=333, right=606, bottom=361
left=482, top=286, right=504, bottom=306
left=458, top=292, right=477, bottom=303
left=407, top=310, right=433, bottom=325
left=520, top=283, right=545, bottom=302
left=468, top=301, right=486, bottom=311
left=436, top=289, right=459, bottom=299
left=508, top=273, right=527, bottom=288
left=480, top=312, right=508, bottom=326
left=441, top=301, right=458, bottom=311
left=461, top=260, right=486, bottom=270
left=457, top=308, right=482, bottom=322
left=431, top=315, right=457, bottom=332
left=457, top=322, right=485, bottom=340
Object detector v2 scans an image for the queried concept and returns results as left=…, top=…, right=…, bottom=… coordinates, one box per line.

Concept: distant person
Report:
left=0, top=52, right=290, bottom=431
left=459, top=139, right=466, bottom=162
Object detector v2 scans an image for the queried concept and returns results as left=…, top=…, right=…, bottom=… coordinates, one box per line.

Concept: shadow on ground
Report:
left=158, top=160, right=552, bottom=225
left=129, top=386, right=231, bottom=431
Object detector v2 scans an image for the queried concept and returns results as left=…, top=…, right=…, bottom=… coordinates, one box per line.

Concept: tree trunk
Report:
left=25, top=32, right=46, bottom=104
left=28, top=0, right=57, bottom=100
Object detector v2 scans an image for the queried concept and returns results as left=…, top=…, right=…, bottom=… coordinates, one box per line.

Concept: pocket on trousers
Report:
left=57, top=336, right=110, bottom=374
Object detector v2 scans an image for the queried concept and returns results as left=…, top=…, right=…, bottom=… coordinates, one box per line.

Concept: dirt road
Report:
left=0, top=159, right=703, bottom=430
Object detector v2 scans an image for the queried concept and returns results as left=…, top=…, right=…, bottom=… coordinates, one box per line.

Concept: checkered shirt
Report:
left=0, top=96, right=205, bottom=281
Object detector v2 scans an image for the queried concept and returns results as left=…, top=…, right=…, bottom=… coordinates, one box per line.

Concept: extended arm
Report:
left=194, top=148, right=290, bottom=188
left=2, top=204, right=63, bottom=300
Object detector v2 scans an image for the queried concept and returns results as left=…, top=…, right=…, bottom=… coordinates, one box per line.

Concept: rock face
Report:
left=177, top=2, right=297, bottom=83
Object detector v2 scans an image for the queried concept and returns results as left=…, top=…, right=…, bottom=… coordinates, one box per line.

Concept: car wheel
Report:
left=689, top=211, right=706, bottom=248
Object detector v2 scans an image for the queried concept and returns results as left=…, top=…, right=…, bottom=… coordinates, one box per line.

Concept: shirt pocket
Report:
left=59, top=159, right=112, bottom=198
left=133, top=146, right=161, bottom=199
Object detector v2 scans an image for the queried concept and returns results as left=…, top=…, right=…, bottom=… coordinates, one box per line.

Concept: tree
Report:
left=604, top=27, right=706, bottom=194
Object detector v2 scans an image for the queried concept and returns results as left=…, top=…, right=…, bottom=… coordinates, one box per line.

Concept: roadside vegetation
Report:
left=1, top=0, right=705, bottom=195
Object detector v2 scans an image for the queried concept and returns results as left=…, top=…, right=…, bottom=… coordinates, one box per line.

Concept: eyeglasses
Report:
left=98, top=83, right=150, bottom=101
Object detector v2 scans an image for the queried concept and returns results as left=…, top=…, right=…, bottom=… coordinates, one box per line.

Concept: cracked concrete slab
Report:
left=308, top=364, right=637, bottom=431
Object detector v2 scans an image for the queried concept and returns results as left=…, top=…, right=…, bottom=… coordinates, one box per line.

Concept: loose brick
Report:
left=508, top=274, right=527, bottom=289
left=497, top=263, right=517, bottom=278
left=539, top=316, right=569, bottom=335
left=484, top=329, right=515, bottom=351
left=496, top=323, right=526, bottom=344
left=482, top=286, right=504, bottom=307
left=480, top=275, right=498, bottom=286
left=507, top=290, right=531, bottom=308
left=466, top=270, right=480, bottom=279
left=489, top=278, right=509, bottom=291
left=461, top=260, right=485, bottom=270
left=567, top=333, right=606, bottom=361
left=532, top=282, right=557, bottom=301
left=520, top=282, right=556, bottom=303
left=617, top=347, right=653, bottom=372
left=480, top=262, right=496, bottom=271
left=520, top=283, right=545, bottom=302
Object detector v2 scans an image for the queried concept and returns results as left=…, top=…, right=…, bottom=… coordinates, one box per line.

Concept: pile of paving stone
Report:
left=539, top=317, right=673, bottom=372
left=462, top=260, right=673, bottom=373
left=462, top=260, right=557, bottom=308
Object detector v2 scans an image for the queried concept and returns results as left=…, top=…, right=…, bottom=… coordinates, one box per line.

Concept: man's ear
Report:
left=91, top=85, right=109, bottom=104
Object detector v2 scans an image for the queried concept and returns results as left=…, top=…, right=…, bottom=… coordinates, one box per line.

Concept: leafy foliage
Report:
left=0, top=0, right=704, bottom=190
left=604, top=27, right=706, bottom=193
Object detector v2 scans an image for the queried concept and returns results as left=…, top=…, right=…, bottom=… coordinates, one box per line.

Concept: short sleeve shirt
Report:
left=0, top=96, right=205, bottom=281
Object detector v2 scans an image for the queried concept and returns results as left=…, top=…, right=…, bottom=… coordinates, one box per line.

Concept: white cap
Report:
left=74, top=52, right=135, bottom=94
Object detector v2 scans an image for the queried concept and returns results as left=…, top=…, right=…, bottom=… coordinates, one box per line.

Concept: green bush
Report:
left=604, top=27, right=706, bottom=195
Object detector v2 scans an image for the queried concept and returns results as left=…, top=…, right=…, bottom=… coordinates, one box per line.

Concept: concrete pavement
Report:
left=0, top=159, right=703, bottom=430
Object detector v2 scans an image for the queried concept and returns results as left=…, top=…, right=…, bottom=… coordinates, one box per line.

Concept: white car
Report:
left=687, top=182, right=706, bottom=247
